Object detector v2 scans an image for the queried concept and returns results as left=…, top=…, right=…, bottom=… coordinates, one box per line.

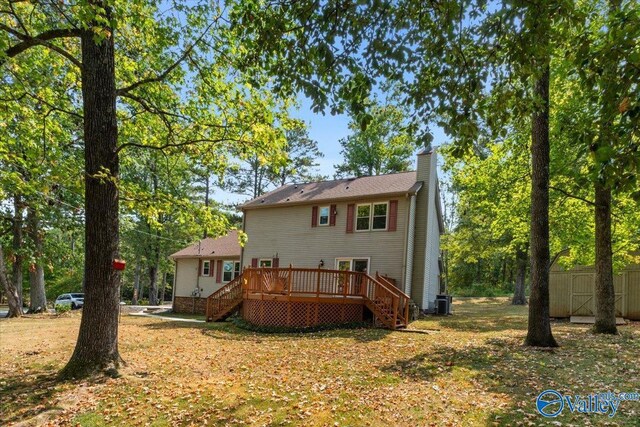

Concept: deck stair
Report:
left=205, top=275, right=244, bottom=322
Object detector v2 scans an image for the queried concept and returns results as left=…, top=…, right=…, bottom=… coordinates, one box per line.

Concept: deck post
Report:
left=316, top=269, right=321, bottom=298
left=392, top=296, right=399, bottom=329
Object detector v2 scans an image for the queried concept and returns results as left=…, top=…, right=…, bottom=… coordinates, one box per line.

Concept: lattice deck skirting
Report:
left=243, top=299, right=364, bottom=328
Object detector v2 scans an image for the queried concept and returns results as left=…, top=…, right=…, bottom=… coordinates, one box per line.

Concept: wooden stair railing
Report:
left=360, top=272, right=411, bottom=330
left=205, top=274, right=244, bottom=322
left=376, top=273, right=411, bottom=328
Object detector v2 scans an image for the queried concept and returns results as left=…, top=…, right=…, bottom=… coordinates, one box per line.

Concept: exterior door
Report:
left=353, top=259, right=369, bottom=274
left=335, top=258, right=369, bottom=295
left=571, top=274, right=594, bottom=316
left=335, top=258, right=369, bottom=273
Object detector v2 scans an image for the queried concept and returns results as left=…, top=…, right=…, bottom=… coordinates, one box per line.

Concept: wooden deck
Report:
left=205, top=267, right=411, bottom=329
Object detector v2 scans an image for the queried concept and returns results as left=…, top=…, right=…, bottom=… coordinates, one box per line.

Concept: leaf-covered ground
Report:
left=1, top=298, right=638, bottom=426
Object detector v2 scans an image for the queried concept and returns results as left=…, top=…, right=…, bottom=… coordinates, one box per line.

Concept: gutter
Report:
left=240, top=189, right=421, bottom=211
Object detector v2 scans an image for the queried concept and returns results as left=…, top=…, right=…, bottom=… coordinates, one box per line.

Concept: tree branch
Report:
left=549, top=247, right=570, bottom=268
left=549, top=185, right=595, bottom=207
left=116, top=19, right=218, bottom=95
left=116, top=46, right=193, bottom=96
left=1, top=25, right=81, bottom=68
left=116, top=137, right=249, bottom=155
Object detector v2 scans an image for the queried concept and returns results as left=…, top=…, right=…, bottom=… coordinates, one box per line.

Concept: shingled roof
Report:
left=241, top=171, right=422, bottom=209
left=169, top=230, right=241, bottom=259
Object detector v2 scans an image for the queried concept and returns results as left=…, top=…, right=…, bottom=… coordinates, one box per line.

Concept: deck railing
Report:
left=204, top=274, right=244, bottom=321
left=241, top=267, right=409, bottom=329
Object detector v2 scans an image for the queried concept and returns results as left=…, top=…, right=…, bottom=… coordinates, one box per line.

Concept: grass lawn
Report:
left=1, top=298, right=638, bottom=426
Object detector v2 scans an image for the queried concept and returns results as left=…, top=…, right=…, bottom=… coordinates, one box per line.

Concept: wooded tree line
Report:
left=1, top=0, right=638, bottom=378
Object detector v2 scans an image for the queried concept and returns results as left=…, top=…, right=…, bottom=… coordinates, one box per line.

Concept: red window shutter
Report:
left=329, top=204, right=337, bottom=226
left=198, top=259, right=202, bottom=276
left=272, top=257, right=280, bottom=268
left=346, top=204, right=355, bottom=233
left=209, top=260, right=214, bottom=276
left=216, top=260, right=223, bottom=283
left=311, top=205, right=318, bottom=227
left=251, top=258, right=258, bottom=268
left=388, top=200, right=398, bottom=232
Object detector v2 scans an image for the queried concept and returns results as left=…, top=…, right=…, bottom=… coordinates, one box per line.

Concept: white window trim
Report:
left=371, top=201, right=389, bottom=231
left=222, top=260, right=235, bottom=282
left=318, top=206, right=330, bottom=226
left=259, top=258, right=273, bottom=268
left=355, top=203, right=372, bottom=232
left=225, top=260, right=241, bottom=281
left=202, top=260, right=211, bottom=276
left=355, top=202, right=389, bottom=232
left=334, top=257, right=371, bottom=273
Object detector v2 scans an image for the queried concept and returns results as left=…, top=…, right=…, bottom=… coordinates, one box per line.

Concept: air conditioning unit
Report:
left=435, top=294, right=453, bottom=315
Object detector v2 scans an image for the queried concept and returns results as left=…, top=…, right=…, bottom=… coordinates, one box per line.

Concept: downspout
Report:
left=404, top=193, right=417, bottom=296
left=240, top=208, right=246, bottom=269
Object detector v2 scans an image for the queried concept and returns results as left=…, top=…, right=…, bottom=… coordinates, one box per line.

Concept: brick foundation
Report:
left=173, top=296, right=207, bottom=315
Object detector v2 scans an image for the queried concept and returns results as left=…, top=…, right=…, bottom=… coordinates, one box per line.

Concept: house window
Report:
left=355, top=202, right=388, bottom=231
left=372, top=203, right=388, bottom=230
left=318, top=206, right=330, bottom=226
left=202, top=260, right=210, bottom=276
left=223, top=261, right=241, bottom=281
left=356, top=204, right=371, bottom=231
left=259, top=259, right=272, bottom=268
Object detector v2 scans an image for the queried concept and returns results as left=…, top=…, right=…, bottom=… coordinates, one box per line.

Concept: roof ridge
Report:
left=287, top=170, right=417, bottom=186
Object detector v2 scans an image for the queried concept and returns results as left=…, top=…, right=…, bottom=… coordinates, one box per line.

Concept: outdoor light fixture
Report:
left=319, top=259, right=325, bottom=267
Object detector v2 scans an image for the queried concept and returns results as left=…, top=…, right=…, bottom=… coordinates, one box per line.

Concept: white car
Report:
left=55, top=293, right=84, bottom=309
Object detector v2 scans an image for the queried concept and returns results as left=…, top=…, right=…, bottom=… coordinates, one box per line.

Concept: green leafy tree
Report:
left=2, top=0, right=293, bottom=377
left=334, top=105, right=416, bottom=178
left=558, top=0, right=640, bottom=334
left=225, top=122, right=324, bottom=198
left=269, top=125, right=325, bottom=187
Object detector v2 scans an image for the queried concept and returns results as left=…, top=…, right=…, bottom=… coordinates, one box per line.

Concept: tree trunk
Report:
left=512, top=247, right=527, bottom=305
left=148, top=261, right=158, bottom=305
left=27, top=207, right=47, bottom=313
left=592, top=0, right=619, bottom=335
left=525, top=63, right=558, bottom=347
left=203, top=174, right=210, bottom=238
left=593, top=181, right=617, bottom=333
left=12, top=195, right=24, bottom=308
left=1, top=246, right=23, bottom=317
left=132, top=261, right=140, bottom=305
left=61, top=8, right=122, bottom=378
left=159, top=271, right=167, bottom=303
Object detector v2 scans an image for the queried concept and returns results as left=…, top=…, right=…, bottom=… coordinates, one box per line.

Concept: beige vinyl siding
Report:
left=243, top=197, right=410, bottom=289
left=173, top=257, right=240, bottom=298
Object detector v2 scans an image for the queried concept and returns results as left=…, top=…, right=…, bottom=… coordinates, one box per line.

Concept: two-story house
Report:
left=170, top=148, right=444, bottom=328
